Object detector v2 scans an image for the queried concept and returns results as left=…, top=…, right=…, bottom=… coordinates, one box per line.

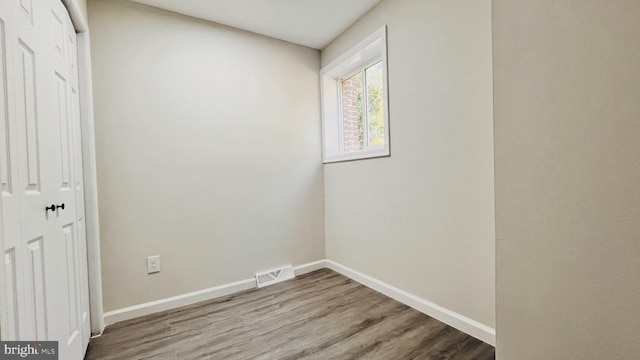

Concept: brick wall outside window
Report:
left=341, top=75, right=362, bottom=153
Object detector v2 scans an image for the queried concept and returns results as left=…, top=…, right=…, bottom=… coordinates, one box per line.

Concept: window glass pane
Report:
left=366, top=61, right=384, bottom=146
left=341, top=71, right=364, bottom=153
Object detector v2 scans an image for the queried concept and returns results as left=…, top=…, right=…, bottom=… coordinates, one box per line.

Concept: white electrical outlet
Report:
left=147, top=255, right=160, bottom=274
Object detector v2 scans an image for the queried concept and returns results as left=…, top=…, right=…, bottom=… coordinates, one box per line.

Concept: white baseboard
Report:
left=103, top=259, right=495, bottom=347
left=293, top=259, right=327, bottom=275
left=103, top=260, right=328, bottom=326
left=326, top=260, right=496, bottom=346
left=103, top=278, right=256, bottom=326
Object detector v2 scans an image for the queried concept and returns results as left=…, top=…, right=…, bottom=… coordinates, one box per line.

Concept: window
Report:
left=321, top=26, right=389, bottom=163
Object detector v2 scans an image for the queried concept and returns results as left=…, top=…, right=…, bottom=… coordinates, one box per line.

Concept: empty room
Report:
left=0, top=0, right=638, bottom=359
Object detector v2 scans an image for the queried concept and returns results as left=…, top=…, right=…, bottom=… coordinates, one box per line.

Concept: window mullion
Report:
left=338, top=79, right=346, bottom=154
left=362, top=68, right=370, bottom=149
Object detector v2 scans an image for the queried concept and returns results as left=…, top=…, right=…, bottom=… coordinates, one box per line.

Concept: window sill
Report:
left=323, top=149, right=390, bottom=164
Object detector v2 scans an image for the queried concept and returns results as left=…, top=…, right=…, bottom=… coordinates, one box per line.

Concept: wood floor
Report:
left=85, top=269, right=494, bottom=360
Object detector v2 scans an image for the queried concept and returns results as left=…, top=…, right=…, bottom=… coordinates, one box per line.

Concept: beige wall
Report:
left=493, top=1, right=640, bottom=359
left=88, top=0, right=324, bottom=312
left=322, top=0, right=496, bottom=331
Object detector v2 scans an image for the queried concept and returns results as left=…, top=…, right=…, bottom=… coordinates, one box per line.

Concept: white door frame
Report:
left=60, top=0, right=105, bottom=336
left=0, top=0, right=103, bottom=339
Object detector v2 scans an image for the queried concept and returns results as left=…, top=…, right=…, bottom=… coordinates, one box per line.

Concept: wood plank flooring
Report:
left=85, top=269, right=494, bottom=360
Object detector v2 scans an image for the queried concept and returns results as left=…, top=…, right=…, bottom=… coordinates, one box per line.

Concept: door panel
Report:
left=18, top=0, right=33, bottom=26
left=62, top=222, right=80, bottom=346
left=0, top=21, right=12, bottom=196
left=15, top=41, right=39, bottom=194
left=25, top=236, right=47, bottom=340
left=54, top=73, right=72, bottom=191
left=3, top=249, right=18, bottom=339
left=52, top=11, right=64, bottom=58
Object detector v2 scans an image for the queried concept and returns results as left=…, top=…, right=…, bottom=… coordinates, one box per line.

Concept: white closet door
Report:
left=0, top=0, right=24, bottom=342
left=12, top=0, right=57, bottom=342
left=0, top=0, right=90, bottom=359
left=66, top=7, right=91, bottom=351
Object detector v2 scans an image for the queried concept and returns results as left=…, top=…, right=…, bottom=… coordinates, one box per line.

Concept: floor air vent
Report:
left=256, top=265, right=295, bottom=288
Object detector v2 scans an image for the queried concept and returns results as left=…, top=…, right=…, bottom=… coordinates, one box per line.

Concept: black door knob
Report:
left=45, top=204, right=56, bottom=213
left=56, top=203, right=65, bottom=210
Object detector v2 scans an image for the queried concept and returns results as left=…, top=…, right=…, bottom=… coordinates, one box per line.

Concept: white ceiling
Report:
left=129, top=0, right=383, bottom=50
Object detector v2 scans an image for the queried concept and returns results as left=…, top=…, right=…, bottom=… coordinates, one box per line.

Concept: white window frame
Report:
left=320, top=26, right=390, bottom=163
